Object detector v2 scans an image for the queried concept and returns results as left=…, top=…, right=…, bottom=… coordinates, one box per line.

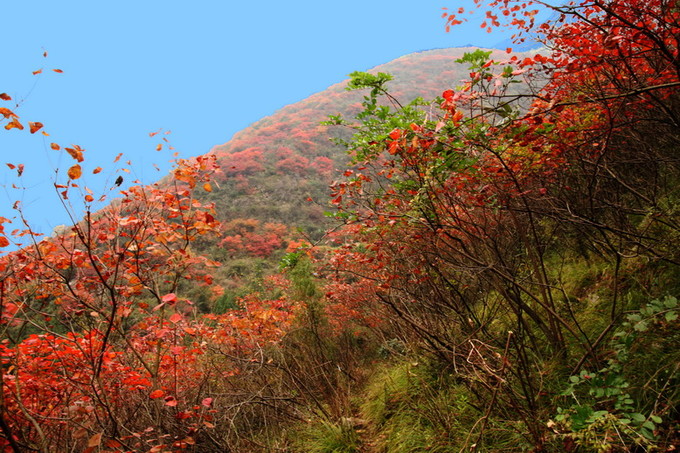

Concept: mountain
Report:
left=203, top=47, right=530, bottom=237
left=191, top=47, right=539, bottom=310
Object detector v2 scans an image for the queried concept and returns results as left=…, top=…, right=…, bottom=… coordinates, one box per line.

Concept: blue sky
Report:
left=1, top=1, right=520, bottom=241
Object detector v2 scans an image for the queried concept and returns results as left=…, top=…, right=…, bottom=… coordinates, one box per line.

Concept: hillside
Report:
left=194, top=47, right=538, bottom=311
left=203, top=47, right=531, bottom=236
left=2, top=2, right=680, bottom=450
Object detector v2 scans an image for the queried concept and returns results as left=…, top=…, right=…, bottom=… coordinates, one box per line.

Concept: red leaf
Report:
left=169, top=312, right=182, bottom=324
left=162, top=293, right=178, bottom=304
left=164, top=396, right=178, bottom=407
left=0, top=93, right=11, bottom=101
left=0, top=236, right=9, bottom=248
left=92, top=166, right=102, bottom=174
left=201, top=397, right=213, bottom=407
left=52, top=69, right=63, bottom=73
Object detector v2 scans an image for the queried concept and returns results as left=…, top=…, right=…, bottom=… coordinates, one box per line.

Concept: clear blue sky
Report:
left=1, top=1, right=519, bottom=241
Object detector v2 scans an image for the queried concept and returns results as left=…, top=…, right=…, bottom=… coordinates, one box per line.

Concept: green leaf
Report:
left=642, top=420, right=656, bottom=430
left=589, top=410, right=609, bottom=420
left=665, top=311, right=678, bottom=322
left=633, top=320, right=648, bottom=332
left=630, top=413, right=646, bottom=423
left=650, top=415, right=662, bottom=424
left=640, top=426, right=656, bottom=440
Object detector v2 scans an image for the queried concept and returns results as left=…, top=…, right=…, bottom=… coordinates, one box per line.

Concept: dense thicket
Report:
left=1, top=0, right=679, bottom=451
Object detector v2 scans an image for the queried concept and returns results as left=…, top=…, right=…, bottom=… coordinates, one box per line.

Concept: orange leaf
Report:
left=0, top=236, right=9, bottom=248
left=203, top=183, right=212, bottom=192
left=4, top=119, right=24, bottom=131
left=50, top=143, right=60, bottom=150
left=113, top=153, right=123, bottom=163
left=156, top=143, right=162, bottom=151
left=0, top=107, right=17, bottom=119
left=29, top=122, right=43, bottom=134
left=65, top=145, right=84, bottom=162
left=52, top=69, right=63, bottom=73
left=92, top=166, right=102, bottom=174
left=32, top=69, right=43, bottom=75
left=0, top=93, right=11, bottom=101
left=149, top=389, right=165, bottom=399
left=67, top=164, right=82, bottom=180
left=87, top=432, right=102, bottom=448
left=85, top=195, right=94, bottom=202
